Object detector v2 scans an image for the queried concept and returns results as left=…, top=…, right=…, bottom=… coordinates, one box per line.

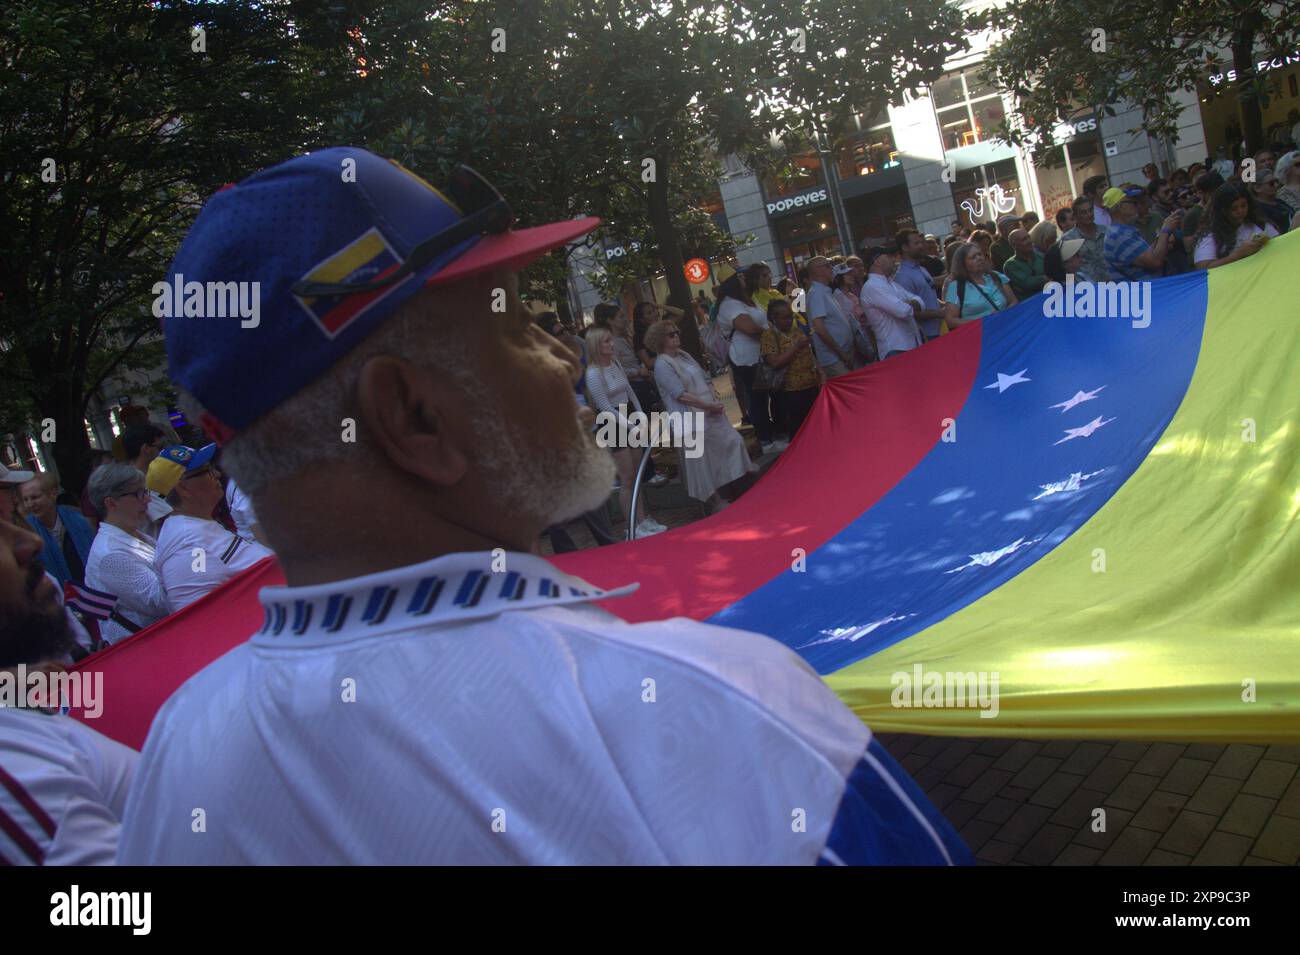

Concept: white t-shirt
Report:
left=1193, top=222, right=1278, bottom=264
left=716, top=298, right=768, bottom=367
left=0, top=707, right=137, bottom=865
left=117, top=550, right=964, bottom=866
left=155, top=514, right=273, bottom=613
left=225, top=480, right=259, bottom=540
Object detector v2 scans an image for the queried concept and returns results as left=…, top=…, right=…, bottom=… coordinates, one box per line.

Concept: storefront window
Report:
left=1197, top=57, right=1300, bottom=160
left=930, top=73, right=965, bottom=110
left=834, top=124, right=900, bottom=178
left=1033, top=128, right=1107, bottom=217
left=774, top=210, right=839, bottom=277
left=1034, top=147, right=1076, bottom=222
left=932, top=67, right=1008, bottom=152
left=842, top=184, right=916, bottom=248
left=952, top=159, right=1025, bottom=226
left=963, top=68, right=999, bottom=101
left=938, top=111, right=975, bottom=151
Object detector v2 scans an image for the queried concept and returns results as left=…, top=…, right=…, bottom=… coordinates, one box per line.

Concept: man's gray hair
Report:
left=180, top=294, right=474, bottom=501
left=86, top=461, right=145, bottom=518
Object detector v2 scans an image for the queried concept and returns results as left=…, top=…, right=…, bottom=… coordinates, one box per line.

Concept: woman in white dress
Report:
left=583, top=326, right=666, bottom=538
left=645, top=320, right=755, bottom=513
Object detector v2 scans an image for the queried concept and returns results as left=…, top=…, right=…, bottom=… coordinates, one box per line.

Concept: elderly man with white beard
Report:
left=118, top=148, right=968, bottom=866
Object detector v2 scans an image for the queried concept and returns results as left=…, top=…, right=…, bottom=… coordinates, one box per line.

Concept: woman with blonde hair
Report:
left=646, top=320, right=755, bottom=513
left=1028, top=219, right=1058, bottom=255
left=584, top=325, right=667, bottom=538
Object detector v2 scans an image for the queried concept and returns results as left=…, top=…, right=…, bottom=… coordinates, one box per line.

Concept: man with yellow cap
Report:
left=1101, top=185, right=1184, bottom=281
left=146, top=445, right=272, bottom=613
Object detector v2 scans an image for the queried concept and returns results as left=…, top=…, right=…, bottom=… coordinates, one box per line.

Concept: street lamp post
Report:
left=814, top=128, right=854, bottom=255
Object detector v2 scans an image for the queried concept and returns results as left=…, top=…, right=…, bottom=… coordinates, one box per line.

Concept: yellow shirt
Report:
left=753, top=287, right=810, bottom=336
left=760, top=324, right=820, bottom=392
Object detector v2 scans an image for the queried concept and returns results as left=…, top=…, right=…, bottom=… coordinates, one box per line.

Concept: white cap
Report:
left=0, top=461, right=35, bottom=485
left=1059, top=237, right=1086, bottom=261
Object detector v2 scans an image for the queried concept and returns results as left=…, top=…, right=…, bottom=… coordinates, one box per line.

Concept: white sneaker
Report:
left=634, top=519, right=665, bottom=537
left=761, top=439, right=790, bottom=454
left=647, top=517, right=669, bottom=532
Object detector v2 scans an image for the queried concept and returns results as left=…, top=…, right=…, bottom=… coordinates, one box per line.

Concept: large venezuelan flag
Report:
left=71, top=235, right=1300, bottom=748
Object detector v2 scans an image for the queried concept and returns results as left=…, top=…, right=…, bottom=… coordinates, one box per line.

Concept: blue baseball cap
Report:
left=162, top=147, right=600, bottom=440
left=145, top=444, right=217, bottom=497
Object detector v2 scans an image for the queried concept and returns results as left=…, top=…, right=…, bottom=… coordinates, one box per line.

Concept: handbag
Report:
left=752, top=360, right=785, bottom=392
left=752, top=329, right=790, bottom=391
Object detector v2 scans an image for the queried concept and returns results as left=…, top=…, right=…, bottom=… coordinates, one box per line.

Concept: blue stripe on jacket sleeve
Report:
left=817, top=737, right=974, bottom=866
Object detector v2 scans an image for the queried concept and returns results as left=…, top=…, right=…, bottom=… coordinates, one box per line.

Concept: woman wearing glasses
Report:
left=84, top=462, right=172, bottom=644
left=646, top=320, right=755, bottom=514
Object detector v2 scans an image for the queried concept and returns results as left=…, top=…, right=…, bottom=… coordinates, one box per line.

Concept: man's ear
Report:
left=356, top=356, right=469, bottom=487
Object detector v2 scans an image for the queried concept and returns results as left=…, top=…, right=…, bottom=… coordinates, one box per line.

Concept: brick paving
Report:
left=544, top=373, right=1300, bottom=866
left=879, top=735, right=1300, bottom=866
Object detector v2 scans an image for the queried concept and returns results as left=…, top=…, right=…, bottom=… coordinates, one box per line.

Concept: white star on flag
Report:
left=945, top=537, right=1043, bottom=574
left=1033, top=469, right=1106, bottom=500
left=800, top=613, right=914, bottom=648
left=985, top=369, right=1031, bottom=393
left=1054, top=415, right=1115, bottom=445
left=1049, top=386, right=1106, bottom=413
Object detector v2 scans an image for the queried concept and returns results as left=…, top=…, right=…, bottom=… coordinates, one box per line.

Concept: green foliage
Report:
left=979, top=0, right=1300, bottom=154
left=1, top=0, right=975, bottom=483
left=0, top=0, right=360, bottom=486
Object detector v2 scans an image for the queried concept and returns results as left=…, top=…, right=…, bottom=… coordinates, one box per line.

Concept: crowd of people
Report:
left=9, top=144, right=1295, bottom=650
left=517, top=144, right=1300, bottom=552
left=0, top=146, right=972, bottom=866
left=1, top=133, right=1291, bottom=867
left=0, top=424, right=272, bottom=659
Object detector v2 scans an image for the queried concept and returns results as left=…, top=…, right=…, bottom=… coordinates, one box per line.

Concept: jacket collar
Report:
left=253, top=551, right=638, bottom=646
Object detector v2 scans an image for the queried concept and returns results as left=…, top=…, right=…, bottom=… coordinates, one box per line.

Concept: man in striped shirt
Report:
left=0, top=515, right=137, bottom=865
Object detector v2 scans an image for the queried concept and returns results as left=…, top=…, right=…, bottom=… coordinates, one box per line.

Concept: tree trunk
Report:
left=645, top=156, right=703, bottom=363
left=37, top=387, right=93, bottom=499
left=1231, top=15, right=1264, bottom=155
left=553, top=275, right=575, bottom=327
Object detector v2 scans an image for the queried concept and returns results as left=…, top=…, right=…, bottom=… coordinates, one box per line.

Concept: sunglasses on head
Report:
left=291, top=165, right=514, bottom=299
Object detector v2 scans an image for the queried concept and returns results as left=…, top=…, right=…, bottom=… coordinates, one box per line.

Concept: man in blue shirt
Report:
left=893, top=229, right=946, bottom=340
left=1102, top=186, right=1183, bottom=281
left=806, top=256, right=872, bottom=378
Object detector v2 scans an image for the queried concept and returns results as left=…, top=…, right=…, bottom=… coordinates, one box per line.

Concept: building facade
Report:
left=571, top=15, right=1300, bottom=308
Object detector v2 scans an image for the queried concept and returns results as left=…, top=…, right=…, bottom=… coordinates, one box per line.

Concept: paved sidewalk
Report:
left=878, top=734, right=1300, bottom=865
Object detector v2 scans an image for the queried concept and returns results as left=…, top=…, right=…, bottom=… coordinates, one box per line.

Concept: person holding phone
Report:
left=1101, top=186, right=1184, bottom=281
left=1192, top=181, right=1278, bottom=270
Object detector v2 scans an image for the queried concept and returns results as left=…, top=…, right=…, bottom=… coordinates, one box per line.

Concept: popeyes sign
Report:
left=684, top=258, right=710, bottom=283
